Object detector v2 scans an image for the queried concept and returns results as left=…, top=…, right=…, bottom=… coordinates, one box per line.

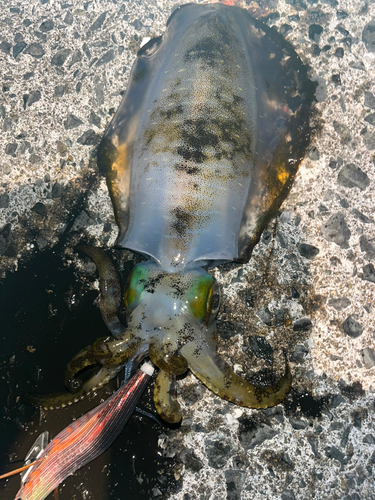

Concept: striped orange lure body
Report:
left=15, top=363, right=154, bottom=500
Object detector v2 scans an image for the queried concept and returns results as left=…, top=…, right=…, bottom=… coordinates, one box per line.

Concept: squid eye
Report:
left=124, top=264, right=147, bottom=312
left=209, top=281, right=221, bottom=322
left=188, top=275, right=219, bottom=325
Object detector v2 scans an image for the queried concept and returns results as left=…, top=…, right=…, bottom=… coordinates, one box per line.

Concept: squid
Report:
left=35, top=3, right=315, bottom=423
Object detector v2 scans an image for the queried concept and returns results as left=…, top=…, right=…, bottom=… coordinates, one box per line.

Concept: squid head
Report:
left=83, top=259, right=291, bottom=423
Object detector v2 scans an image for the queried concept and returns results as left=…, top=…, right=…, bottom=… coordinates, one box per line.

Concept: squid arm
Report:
left=180, top=339, right=291, bottom=409
left=27, top=365, right=124, bottom=410
left=78, top=245, right=126, bottom=338
left=153, top=370, right=182, bottom=424
left=64, top=333, right=141, bottom=393
left=29, top=339, right=148, bottom=411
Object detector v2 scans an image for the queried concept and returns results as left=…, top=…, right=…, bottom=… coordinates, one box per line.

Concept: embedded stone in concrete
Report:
left=362, top=128, right=375, bottom=150
left=321, top=212, right=351, bottom=248
left=337, top=164, right=370, bottom=190
left=362, top=20, right=375, bottom=52
left=255, top=307, right=273, bottom=326
left=13, top=41, right=26, bottom=58
left=328, top=297, right=351, bottom=311
left=362, top=263, right=375, bottom=283
left=0, top=193, right=10, bottom=208
left=362, top=348, right=375, bottom=369
left=77, top=129, right=99, bottom=145
left=352, top=209, right=374, bottom=224
left=204, top=436, right=234, bottom=469
left=90, top=12, right=107, bottom=31
left=39, top=20, right=54, bottom=32
left=31, top=202, right=47, bottom=216
left=342, top=316, right=363, bottom=338
left=298, top=243, right=320, bottom=259
left=51, top=48, right=71, bottom=66
left=24, top=42, right=45, bottom=58
left=333, top=121, right=351, bottom=144
left=96, top=49, right=115, bottom=67
left=360, top=235, right=375, bottom=260
left=64, top=114, right=83, bottom=130
left=0, top=41, right=11, bottom=54
left=293, top=317, right=312, bottom=331
left=364, top=91, right=375, bottom=109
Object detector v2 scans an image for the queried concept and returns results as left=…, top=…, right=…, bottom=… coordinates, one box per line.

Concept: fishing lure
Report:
left=37, top=3, right=315, bottom=423
left=15, top=363, right=154, bottom=500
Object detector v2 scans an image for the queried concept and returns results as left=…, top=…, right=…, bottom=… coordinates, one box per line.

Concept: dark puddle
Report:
left=0, top=245, right=178, bottom=499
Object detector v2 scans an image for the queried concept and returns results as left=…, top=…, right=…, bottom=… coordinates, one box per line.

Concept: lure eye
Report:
left=124, top=265, right=147, bottom=312
left=188, top=275, right=220, bottom=325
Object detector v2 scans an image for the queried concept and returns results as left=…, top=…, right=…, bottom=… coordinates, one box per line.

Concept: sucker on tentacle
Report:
left=29, top=345, right=150, bottom=411
left=27, top=365, right=123, bottom=410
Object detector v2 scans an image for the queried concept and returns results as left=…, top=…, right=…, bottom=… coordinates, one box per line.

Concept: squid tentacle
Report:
left=92, top=335, right=142, bottom=365
left=148, top=342, right=188, bottom=375
left=153, top=370, right=182, bottom=424
left=27, top=364, right=124, bottom=410
left=148, top=342, right=188, bottom=423
left=65, top=332, right=141, bottom=393
left=29, top=345, right=150, bottom=410
left=78, top=245, right=126, bottom=338
left=64, top=344, right=99, bottom=392
left=180, top=339, right=291, bottom=409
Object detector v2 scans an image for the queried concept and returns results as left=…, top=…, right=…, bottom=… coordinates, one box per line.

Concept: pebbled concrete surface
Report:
left=0, top=1, right=374, bottom=499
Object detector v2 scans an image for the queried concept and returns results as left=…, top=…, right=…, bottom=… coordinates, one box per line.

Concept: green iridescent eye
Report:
left=124, top=265, right=147, bottom=312
left=188, top=275, right=220, bottom=325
